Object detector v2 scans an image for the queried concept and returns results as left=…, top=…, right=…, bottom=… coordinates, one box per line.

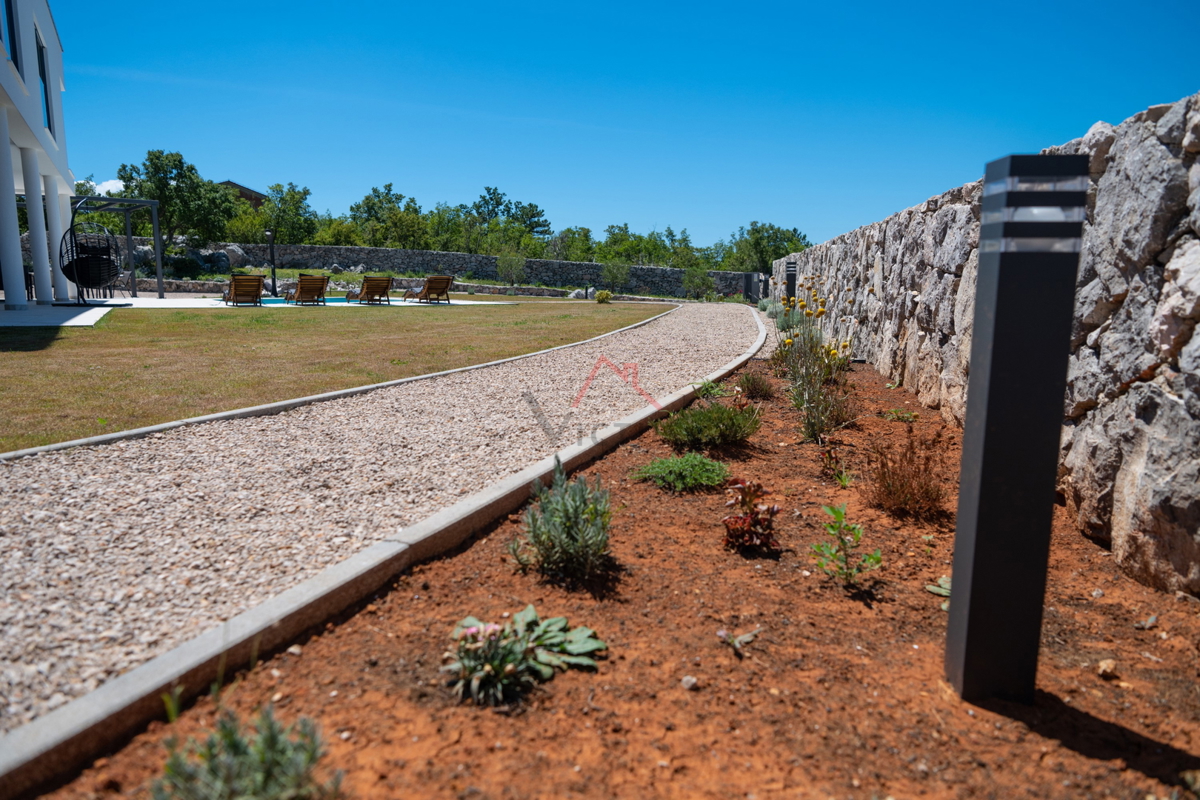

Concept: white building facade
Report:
left=0, top=0, right=71, bottom=310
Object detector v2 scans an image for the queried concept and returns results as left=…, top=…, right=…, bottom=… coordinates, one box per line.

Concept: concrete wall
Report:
left=772, top=92, right=1200, bottom=595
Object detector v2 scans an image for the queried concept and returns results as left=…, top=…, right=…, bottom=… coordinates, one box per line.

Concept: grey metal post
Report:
left=151, top=205, right=164, bottom=298
left=123, top=211, right=137, bottom=298
left=945, top=154, right=1088, bottom=703
left=785, top=260, right=797, bottom=302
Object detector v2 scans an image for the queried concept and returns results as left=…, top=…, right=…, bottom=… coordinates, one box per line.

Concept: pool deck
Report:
left=0, top=295, right=512, bottom=327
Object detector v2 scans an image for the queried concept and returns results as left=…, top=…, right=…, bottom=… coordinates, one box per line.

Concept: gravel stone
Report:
left=0, top=304, right=758, bottom=733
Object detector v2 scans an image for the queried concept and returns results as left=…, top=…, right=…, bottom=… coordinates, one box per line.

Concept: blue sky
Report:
left=55, top=0, right=1196, bottom=246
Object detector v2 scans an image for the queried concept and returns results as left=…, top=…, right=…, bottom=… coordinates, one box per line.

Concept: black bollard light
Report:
left=265, top=228, right=277, bottom=297
left=945, top=154, right=1089, bottom=703
left=785, top=260, right=797, bottom=303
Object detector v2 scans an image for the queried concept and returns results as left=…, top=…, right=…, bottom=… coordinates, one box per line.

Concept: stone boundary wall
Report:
left=42, top=236, right=750, bottom=299
left=772, top=92, right=1200, bottom=595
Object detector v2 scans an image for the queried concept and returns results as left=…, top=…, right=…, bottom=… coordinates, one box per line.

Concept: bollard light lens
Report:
left=980, top=237, right=1083, bottom=254
left=981, top=206, right=1086, bottom=224
left=983, top=175, right=1089, bottom=195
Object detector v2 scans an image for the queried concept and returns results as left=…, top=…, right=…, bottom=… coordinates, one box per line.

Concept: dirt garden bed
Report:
left=44, top=360, right=1200, bottom=799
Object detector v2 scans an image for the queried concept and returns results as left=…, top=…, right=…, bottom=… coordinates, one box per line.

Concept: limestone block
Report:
left=931, top=204, right=975, bottom=276
left=1080, top=121, right=1117, bottom=178
left=1138, top=103, right=1174, bottom=124
left=1084, top=122, right=1188, bottom=296
left=1155, top=97, right=1190, bottom=145
left=1107, top=381, right=1200, bottom=594
left=938, top=338, right=968, bottom=425
left=1060, top=397, right=1124, bottom=544
left=1183, top=96, right=1200, bottom=153
left=1148, top=238, right=1200, bottom=360
left=1096, top=271, right=1163, bottom=387
left=1064, top=345, right=1104, bottom=418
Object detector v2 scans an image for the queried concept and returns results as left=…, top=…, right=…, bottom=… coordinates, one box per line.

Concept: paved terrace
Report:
left=0, top=294, right=512, bottom=327
left=0, top=303, right=760, bottom=733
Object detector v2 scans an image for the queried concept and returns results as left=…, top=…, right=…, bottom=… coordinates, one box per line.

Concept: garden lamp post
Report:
left=945, top=154, right=1089, bottom=703
left=784, top=260, right=797, bottom=303
left=265, top=228, right=277, bottom=297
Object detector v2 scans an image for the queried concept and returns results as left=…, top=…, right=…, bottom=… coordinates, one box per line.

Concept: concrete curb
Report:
left=0, top=306, right=766, bottom=800
left=0, top=302, right=680, bottom=462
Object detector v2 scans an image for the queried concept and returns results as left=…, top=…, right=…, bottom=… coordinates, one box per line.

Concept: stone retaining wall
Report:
left=772, top=92, right=1200, bottom=595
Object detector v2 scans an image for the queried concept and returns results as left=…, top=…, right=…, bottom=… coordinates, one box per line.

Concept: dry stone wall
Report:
left=772, top=92, right=1200, bottom=595
left=22, top=238, right=752, bottom=297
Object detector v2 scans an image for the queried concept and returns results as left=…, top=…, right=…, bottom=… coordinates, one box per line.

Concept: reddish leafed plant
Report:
left=722, top=478, right=781, bottom=550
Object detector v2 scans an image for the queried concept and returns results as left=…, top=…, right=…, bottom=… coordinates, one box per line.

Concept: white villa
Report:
left=0, top=0, right=71, bottom=310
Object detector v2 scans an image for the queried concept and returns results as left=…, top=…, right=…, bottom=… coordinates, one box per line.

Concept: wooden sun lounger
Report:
left=286, top=274, right=329, bottom=305
left=403, top=275, right=454, bottom=304
left=223, top=274, right=266, bottom=306
left=347, top=276, right=394, bottom=304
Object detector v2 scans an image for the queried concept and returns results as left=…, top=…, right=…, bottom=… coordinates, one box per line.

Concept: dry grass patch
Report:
left=0, top=303, right=667, bottom=451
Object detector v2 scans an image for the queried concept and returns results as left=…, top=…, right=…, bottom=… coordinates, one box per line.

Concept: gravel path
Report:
left=0, top=303, right=759, bottom=733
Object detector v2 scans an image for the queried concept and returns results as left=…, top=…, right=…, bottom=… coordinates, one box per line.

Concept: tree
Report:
left=496, top=252, right=527, bottom=286
left=116, top=150, right=237, bottom=246
left=262, top=183, right=318, bottom=245
left=683, top=264, right=714, bottom=298
left=471, top=186, right=509, bottom=223
left=545, top=227, right=595, bottom=262
left=312, top=216, right=363, bottom=246
left=725, top=222, right=811, bottom=274
left=600, top=260, right=630, bottom=291
left=225, top=200, right=267, bottom=244
left=508, top=200, right=551, bottom=238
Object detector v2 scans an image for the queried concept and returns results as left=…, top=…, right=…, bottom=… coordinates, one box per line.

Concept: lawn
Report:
left=0, top=302, right=669, bottom=452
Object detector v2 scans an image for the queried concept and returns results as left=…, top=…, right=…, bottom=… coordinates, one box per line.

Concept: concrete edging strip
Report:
left=0, top=306, right=766, bottom=800
left=0, top=302, right=680, bottom=462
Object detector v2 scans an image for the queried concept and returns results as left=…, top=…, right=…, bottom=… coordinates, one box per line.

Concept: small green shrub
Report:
left=764, top=302, right=784, bottom=319
left=496, top=252, right=527, bottom=286
left=466, top=285, right=476, bottom=295
left=820, top=445, right=853, bottom=488
left=505, top=288, right=517, bottom=296
left=882, top=408, right=919, bottom=422
left=631, top=452, right=729, bottom=492
left=442, top=604, right=606, bottom=706
left=775, top=309, right=804, bottom=332
left=509, top=460, right=612, bottom=585
left=736, top=372, right=775, bottom=400
left=600, top=260, right=631, bottom=291
left=595, top=290, right=613, bottom=304
left=152, top=707, right=340, bottom=800
left=692, top=379, right=728, bottom=400
left=653, top=403, right=761, bottom=451
left=757, top=298, right=770, bottom=312
left=811, top=504, right=881, bottom=586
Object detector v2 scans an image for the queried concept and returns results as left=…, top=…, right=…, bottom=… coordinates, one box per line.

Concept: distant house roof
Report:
left=220, top=181, right=267, bottom=209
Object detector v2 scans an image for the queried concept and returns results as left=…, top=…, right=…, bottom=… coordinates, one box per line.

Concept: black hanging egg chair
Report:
left=59, top=198, right=123, bottom=305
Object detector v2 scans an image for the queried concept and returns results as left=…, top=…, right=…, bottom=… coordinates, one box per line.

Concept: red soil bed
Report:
left=47, top=360, right=1200, bottom=799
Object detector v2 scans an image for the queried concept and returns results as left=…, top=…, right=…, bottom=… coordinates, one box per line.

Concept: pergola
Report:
left=67, top=196, right=166, bottom=298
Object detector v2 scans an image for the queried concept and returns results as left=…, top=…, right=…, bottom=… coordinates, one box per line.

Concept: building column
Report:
left=0, top=108, right=27, bottom=311
left=58, top=192, right=76, bottom=299
left=44, top=174, right=67, bottom=300
left=20, top=148, right=52, bottom=304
